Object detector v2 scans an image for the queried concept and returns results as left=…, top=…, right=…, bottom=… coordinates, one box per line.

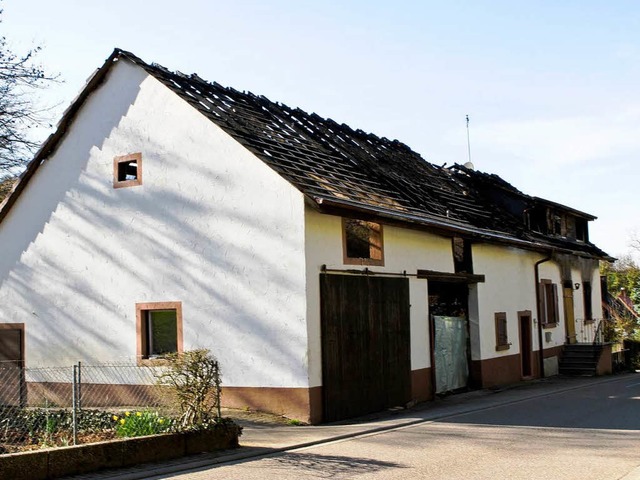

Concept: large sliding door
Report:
left=320, top=274, right=411, bottom=422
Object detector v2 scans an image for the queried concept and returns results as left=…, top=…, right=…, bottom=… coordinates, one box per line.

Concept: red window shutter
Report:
left=538, top=284, right=547, bottom=325
left=551, top=283, right=559, bottom=324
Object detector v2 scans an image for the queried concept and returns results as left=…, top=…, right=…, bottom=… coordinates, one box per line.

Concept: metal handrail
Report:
left=593, top=319, right=603, bottom=345
left=574, top=317, right=604, bottom=344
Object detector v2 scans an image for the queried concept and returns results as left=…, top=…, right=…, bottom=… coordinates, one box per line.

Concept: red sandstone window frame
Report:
left=342, top=218, right=384, bottom=266
left=539, top=279, right=559, bottom=328
left=113, top=153, right=143, bottom=189
left=495, top=312, right=510, bottom=351
left=136, top=302, right=183, bottom=365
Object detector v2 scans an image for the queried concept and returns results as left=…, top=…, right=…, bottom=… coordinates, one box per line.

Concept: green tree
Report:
left=601, top=255, right=640, bottom=339
left=601, top=255, right=640, bottom=306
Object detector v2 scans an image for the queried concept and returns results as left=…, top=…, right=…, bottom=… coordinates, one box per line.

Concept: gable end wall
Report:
left=0, top=59, right=309, bottom=389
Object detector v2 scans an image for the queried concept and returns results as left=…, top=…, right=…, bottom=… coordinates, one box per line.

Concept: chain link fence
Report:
left=0, top=361, right=178, bottom=454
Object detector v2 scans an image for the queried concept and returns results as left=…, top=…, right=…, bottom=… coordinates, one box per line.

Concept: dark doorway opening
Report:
left=0, top=324, right=25, bottom=407
left=519, top=311, right=533, bottom=377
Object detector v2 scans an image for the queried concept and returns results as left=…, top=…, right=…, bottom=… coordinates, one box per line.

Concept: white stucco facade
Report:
left=0, top=59, right=309, bottom=388
left=303, top=211, right=604, bottom=387
left=472, top=244, right=602, bottom=362
left=473, top=244, right=548, bottom=358
left=304, top=207, right=460, bottom=387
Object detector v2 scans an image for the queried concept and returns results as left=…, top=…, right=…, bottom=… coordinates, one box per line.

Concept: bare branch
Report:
left=0, top=6, right=58, bottom=174
left=631, top=233, right=640, bottom=254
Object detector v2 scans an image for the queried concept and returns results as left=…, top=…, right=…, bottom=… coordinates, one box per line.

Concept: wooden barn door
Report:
left=0, top=324, right=25, bottom=406
left=320, top=274, right=410, bottom=422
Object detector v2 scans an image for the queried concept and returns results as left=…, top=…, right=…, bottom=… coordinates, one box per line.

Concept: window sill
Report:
left=344, top=257, right=385, bottom=267
left=114, top=179, right=142, bottom=189
left=495, top=344, right=511, bottom=352
left=137, top=357, right=172, bottom=367
left=583, top=319, right=595, bottom=325
left=542, top=322, right=558, bottom=329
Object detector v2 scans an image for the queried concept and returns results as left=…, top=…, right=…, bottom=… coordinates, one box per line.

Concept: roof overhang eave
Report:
left=310, top=195, right=611, bottom=261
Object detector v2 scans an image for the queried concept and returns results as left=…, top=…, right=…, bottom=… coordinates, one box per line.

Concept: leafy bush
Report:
left=1, top=408, right=117, bottom=447
left=1, top=407, right=174, bottom=446
left=2, top=408, right=113, bottom=435
left=112, top=410, right=173, bottom=438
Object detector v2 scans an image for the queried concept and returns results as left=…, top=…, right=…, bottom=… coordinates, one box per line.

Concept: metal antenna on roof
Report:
left=465, top=115, right=474, bottom=170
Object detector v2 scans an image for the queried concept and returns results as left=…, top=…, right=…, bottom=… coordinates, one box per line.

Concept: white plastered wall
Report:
left=304, top=209, right=454, bottom=387
left=473, top=244, right=602, bottom=359
left=472, top=244, right=561, bottom=360
left=0, top=59, right=309, bottom=388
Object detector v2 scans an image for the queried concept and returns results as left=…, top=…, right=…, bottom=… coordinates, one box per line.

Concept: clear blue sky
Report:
left=3, top=0, right=639, bottom=259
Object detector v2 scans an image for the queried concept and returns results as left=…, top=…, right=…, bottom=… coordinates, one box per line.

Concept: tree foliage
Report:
left=0, top=6, right=56, bottom=177
left=0, top=174, right=15, bottom=202
left=601, top=255, right=640, bottom=306
left=601, top=255, right=640, bottom=339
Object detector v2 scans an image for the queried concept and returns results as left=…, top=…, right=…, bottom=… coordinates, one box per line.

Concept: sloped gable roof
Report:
left=0, top=49, right=611, bottom=260
left=127, top=52, right=517, bottom=231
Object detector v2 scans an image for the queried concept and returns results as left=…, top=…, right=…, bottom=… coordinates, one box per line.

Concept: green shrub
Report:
left=112, top=410, right=173, bottom=438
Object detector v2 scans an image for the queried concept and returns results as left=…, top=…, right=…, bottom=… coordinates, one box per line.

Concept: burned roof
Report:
left=123, top=51, right=519, bottom=233
left=0, top=49, right=611, bottom=260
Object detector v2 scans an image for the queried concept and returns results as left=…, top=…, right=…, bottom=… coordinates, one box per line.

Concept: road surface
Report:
left=155, top=375, right=640, bottom=480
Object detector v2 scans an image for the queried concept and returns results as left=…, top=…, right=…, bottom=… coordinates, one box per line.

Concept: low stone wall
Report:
left=596, top=343, right=613, bottom=376
left=0, top=422, right=241, bottom=480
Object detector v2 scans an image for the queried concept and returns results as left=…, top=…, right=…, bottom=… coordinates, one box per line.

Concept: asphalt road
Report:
left=154, top=375, right=640, bottom=480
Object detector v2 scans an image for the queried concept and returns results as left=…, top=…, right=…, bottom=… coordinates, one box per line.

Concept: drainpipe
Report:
left=534, top=253, right=553, bottom=378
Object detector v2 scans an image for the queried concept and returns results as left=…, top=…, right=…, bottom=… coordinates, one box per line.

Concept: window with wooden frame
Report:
left=576, top=218, right=588, bottom=242
left=452, top=237, right=473, bottom=273
left=342, top=218, right=384, bottom=266
left=136, top=302, right=183, bottom=364
left=538, top=279, right=559, bottom=327
left=582, top=281, right=593, bottom=323
left=495, top=312, right=510, bottom=351
left=113, top=153, right=142, bottom=188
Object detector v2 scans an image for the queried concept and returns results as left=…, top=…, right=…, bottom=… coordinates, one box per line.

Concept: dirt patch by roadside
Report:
left=220, top=408, right=303, bottom=427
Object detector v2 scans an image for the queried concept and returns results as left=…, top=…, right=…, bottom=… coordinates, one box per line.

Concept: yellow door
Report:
left=563, top=287, right=576, bottom=344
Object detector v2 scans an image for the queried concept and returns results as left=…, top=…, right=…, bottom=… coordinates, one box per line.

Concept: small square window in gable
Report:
left=113, top=153, right=142, bottom=188
left=343, top=218, right=384, bottom=266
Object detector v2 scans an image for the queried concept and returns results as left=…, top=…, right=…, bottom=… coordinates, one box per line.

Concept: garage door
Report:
left=0, top=326, right=24, bottom=406
left=320, top=274, right=410, bottom=422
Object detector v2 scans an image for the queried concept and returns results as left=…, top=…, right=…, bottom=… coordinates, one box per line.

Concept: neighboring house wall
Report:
left=305, top=216, right=599, bottom=403
left=304, top=209, right=578, bottom=405
left=0, top=60, right=310, bottom=417
left=472, top=245, right=563, bottom=384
